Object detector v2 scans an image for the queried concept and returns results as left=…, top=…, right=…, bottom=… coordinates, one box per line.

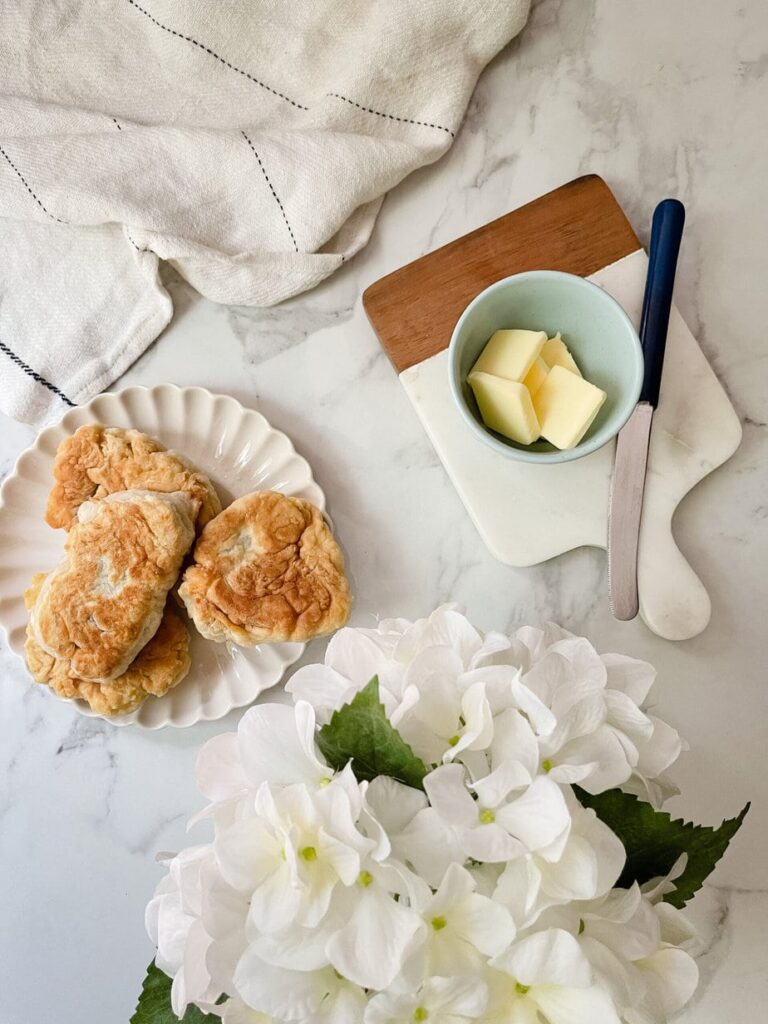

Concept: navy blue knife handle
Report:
left=639, top=198, right=685, bottom=407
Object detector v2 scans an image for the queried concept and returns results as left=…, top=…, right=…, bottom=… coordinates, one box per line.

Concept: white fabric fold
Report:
left=0, top=0, right=530, bottom=426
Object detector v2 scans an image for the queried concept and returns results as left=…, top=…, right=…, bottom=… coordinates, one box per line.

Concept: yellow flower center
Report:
left=515, top=982, right=530, bottom=995
left=431, top=915, right=447, bottom=931
left=319, top=777, right=332, bottom=788
left=579, top=918, right=585, bottom=934
left=414, top=1009, right=429, bottom=1022
left=300, top=846, right=317, bottom=862
left=542, top=758, right=554, bottom=773
left=448, top=735, right=460, bottom=747
left=479, top=808, right=496, bottom=824
left=358, top=870, right=374, bottom=887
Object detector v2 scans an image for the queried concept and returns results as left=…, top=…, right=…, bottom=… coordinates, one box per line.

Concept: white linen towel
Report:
left=0, top=0, right=530, bottom=427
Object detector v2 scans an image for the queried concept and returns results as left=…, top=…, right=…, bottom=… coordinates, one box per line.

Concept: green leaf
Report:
left=130, top=961, right=221, bottom=1024
left=317, top=676, right=429, bottom=790
left=576, top=787, right=749, bottom=908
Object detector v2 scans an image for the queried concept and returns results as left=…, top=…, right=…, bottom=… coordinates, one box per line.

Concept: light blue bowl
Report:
left=448, top=271, right=644, bottom=464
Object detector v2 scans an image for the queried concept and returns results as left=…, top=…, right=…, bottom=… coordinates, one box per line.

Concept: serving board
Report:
left=363, top=176, right=742, bottom=640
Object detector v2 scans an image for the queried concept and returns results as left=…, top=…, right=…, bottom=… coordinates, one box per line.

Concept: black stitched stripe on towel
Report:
left=0, top=145, right=67, bottom=224
left=126, top=0, right=308, bottom=110
left=328, top=93, right=455, bottom=137
left=0, top=339, right=75, bottom=407
left=240, top=131, right=299, bottom=252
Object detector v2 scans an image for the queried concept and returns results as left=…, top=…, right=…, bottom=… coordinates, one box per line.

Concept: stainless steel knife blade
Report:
left=607, top=198, right=685, bottom=623
left=608, top=402, right=654, bottom=621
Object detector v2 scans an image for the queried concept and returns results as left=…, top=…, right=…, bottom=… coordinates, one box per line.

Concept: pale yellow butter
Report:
left=541, top=333, right=582, bottom=377
left=532, top=364, right=606, bottom=450
left=469, top=370, right=541, bottom=445
left=523, top=357, right=549, bottom=397
left=471, top=329, right=547, bottom=382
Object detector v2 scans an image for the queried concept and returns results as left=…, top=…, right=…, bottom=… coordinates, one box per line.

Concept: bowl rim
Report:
left=447, top=269, right=644, bottom=464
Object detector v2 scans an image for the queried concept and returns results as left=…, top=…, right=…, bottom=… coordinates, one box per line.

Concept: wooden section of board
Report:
left=363, top=175, right=641, bottom=374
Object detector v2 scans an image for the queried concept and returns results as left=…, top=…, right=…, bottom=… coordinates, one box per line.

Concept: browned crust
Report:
left=33, top=491, right=195, bottom=680
left=24, top=574, right=191, bottom=716
left=179, top=491, right=351, bottom=645
left=45, top=424, right=221, bottom=531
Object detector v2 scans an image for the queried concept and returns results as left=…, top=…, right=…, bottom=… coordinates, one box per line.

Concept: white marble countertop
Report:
left=1, top=2, right=766, bottom=1021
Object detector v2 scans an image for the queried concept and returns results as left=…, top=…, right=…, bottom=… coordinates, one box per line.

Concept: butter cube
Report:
left=472, top=329, right=547, bottom=383
left=532, top=364, right=606, bottom=450
left=542, top=333, right=582, bottom=377
left=469, top=371, right=541, bottom=445
left=523, top=357, right=549, bottom=397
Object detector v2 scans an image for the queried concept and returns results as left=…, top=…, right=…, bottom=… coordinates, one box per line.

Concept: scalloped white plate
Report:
left=0, top=385, right=325, bottom=729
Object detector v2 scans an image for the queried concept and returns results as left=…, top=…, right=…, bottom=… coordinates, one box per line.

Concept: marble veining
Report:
left=1, top=1, right=766, bottom=1021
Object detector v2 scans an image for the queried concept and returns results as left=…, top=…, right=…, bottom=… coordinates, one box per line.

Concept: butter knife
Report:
left=608, top=198, right=686, bottom=621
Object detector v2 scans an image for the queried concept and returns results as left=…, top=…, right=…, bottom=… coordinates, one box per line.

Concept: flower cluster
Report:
left=147, top=607, right=700, bottom=1024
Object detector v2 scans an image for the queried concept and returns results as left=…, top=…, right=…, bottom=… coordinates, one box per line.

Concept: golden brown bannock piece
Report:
left=24, top=574, right=191, bottom=716
left=45, top=424, right=221, bottom=531
left=31, top=490, right=196, bottom=681
left=178, top=491, right=351, bottom=646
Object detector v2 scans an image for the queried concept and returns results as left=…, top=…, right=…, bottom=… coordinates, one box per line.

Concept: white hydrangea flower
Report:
left=144, top=608, right=701, bottom=1024
left=323, top=858, right=426, bottom=990
left=145, top=845, right=220, bottom=1018
left=403, top=862, right=516, bottom=983
left=287, top=606, right=511, bottom=732
left=493, top=795, right=627, bottom=930
left=501, top=627, right=683, bottom=797
left=365, top=976, right=488, bottom=1024
left=287, top=607, right=683, bottom=801
left=395, top=763, right=570, bottom=884
left=233, top=956, right=367, bottom=1023
left=214, top=780, right=371, bottom=934
left=530, top=881, right=699, bottom=1023
left=487, top=928, right=621, bottom=1024
left=195, top=701, right=355, bottom=812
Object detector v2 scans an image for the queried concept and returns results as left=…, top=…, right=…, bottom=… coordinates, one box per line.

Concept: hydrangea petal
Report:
left=538, top=833, right=599, bottom=902
left=427, top=974, right=489, bottom=1017
left=586, top=896, right=660, bottom=962
left=196, top=732, right=249, bottom=801
left=471, top=758, right=532, bottom=809
left=237, top=703, right=326, bottom=789
left=553, top=728, right=633, bottom=795
left=494, top=857, right=543, bottom=930
left=494, top=776, right=570, bottom=852
left=424, top=764, right=478, bottom=828
left=247, top=861, right=304, bottom=934
left=634, top=716, right=683, bottom=778
left=579, top=934, right=644, bottom=1011
left=428, top=862, right=476, bottom=914
left=325, top=628, right=392, bottom=682
left=215, top=821, right=279, bottom=893
left=452, top=891, right=517, bottom=956
left=286, top=663, right=360, bottom=722
left=602, top=653, right=656, bottom=705
left=365, top=776, right=428, bottom=837
left=604, top=691, right=654, bottom=741
left=489, top=708, right=540, bottom=780
left=233, top=954, right=331, bottom=1020
left=396, top=807, right=466, bottom=887
left=463, top=822, right=526, bottom=863
left=633, top=948, right=699, bottom=1018
left=448, top=681, right=494, bottom=760
left=326, top=885, right=424, bottom=990
left=220, top=997, right=272, bottom=1024
left=492, top=929, right=592, bottom=988
left=534, top=983, right=622, bottom=1024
